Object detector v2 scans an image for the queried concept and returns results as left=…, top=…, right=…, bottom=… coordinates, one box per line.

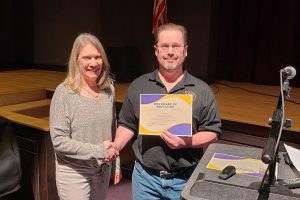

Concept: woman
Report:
left=50, top=33, right=119, bottom=200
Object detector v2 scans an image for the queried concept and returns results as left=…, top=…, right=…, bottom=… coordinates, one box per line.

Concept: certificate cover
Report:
left=139, top=94, right=192, bottom=136
left=206, top=153, right=267, bottom=177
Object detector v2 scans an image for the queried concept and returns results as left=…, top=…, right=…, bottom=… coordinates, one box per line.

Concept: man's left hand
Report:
left=160, top=131, right=191, bottom=149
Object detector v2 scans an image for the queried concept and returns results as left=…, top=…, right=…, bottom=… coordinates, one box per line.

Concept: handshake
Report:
left=103, top=141, right=122, bottom=184
left=103, top=141, right=120, bottom=163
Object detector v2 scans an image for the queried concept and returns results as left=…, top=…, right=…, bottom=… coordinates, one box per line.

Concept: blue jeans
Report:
left=132, top=161, right=194, bottom=200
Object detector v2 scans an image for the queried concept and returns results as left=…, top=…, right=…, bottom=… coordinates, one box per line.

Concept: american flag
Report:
left=152, top=0, right=168, bottom=34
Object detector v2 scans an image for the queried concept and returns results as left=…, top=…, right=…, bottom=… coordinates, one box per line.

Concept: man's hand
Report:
left=160, top=131, right=191, bottom=149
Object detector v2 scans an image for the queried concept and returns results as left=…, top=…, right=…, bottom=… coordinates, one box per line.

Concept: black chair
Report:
left=0, top=116, right=21, bottom=199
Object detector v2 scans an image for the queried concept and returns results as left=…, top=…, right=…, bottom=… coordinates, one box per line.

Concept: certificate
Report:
left=139, top=94, right=192, bottom=136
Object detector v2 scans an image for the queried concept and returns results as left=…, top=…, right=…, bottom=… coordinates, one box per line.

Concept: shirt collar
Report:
left=149, top=69, right=195, bottom=88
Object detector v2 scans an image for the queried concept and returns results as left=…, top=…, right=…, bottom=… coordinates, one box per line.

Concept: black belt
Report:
left=138, top=160, right=191, bottom=179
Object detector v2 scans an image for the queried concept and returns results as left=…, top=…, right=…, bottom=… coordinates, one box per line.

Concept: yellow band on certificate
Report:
left=139, top=94, right=192, bottom=136
left=207, top=153, right=267, bottom=177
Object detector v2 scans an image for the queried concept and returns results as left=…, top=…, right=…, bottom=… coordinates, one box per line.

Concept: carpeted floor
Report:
left=106, top=178, right=132, bottom=200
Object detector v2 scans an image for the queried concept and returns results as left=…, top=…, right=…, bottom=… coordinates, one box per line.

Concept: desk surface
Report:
left=0, top=69, right=300, bottom=132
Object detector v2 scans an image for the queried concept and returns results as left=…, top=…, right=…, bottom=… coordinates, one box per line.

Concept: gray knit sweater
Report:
left=50, top=83, right=116, bottom=168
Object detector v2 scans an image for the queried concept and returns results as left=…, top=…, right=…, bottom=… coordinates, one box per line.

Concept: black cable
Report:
left=214, top=81, right=300, bottom=105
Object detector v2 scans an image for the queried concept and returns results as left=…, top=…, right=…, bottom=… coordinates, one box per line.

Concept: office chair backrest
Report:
left=0, top=117, right=21, bottom=197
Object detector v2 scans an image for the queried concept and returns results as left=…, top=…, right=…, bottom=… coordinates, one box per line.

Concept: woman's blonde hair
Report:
left=64, top=33, right=113, bottom=92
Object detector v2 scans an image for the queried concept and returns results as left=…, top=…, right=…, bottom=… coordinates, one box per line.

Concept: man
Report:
left=113, top=23, right=221, bottom=200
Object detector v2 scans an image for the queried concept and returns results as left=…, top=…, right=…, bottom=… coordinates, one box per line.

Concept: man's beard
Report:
left=161, top=60, right=184, bottom=71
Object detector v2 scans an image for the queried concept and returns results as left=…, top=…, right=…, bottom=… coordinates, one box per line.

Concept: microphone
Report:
left=281, top=66, right=296, bottom=80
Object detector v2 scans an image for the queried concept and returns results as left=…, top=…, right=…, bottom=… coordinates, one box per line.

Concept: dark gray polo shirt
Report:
left=118, top=69, right=221, bottom=172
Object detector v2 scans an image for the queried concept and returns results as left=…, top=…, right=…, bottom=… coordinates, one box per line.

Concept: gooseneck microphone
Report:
left=281, top=66, right=296, bottom=80
left=260, top=66, right=296, bottom=191
left=261, top=66, right=296, bottom=164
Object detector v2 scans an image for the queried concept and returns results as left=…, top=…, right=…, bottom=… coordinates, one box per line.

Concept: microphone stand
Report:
left=258, top=72, right=293, bottom=197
